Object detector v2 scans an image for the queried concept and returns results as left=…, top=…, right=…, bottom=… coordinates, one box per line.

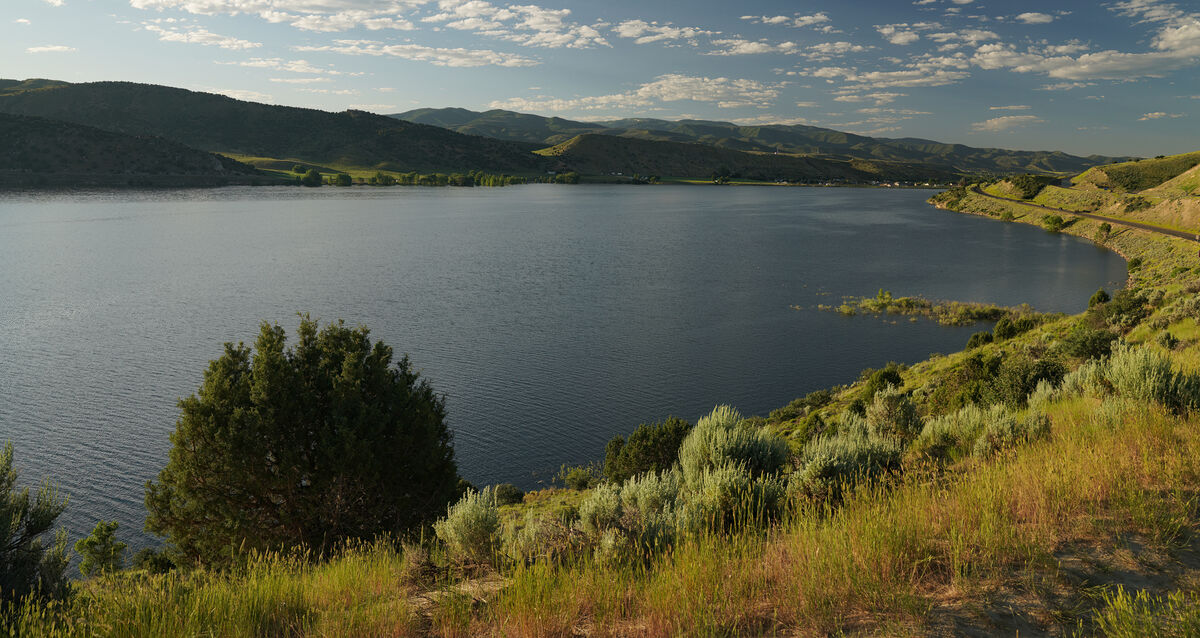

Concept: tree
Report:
left=144, top=317, right=460, bottom=566
left=0, top=442, right=69, bottom=602
left=1089, top=288, right=1111, bottom=308
left=1096, top=222, right=1112, bottom=243
left=603, top=417, right=693, bottom=483
left=333, top=173, right=352, bottom=187
left=300, top=169, right=322, bottom=187
left=74, top=520, right=126, bottom=577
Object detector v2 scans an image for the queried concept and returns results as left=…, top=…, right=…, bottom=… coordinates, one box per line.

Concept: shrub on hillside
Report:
left=677, top=406, right=789, bottom=484
left=994, top=315, right=1036, bottom=340
left=1060, top=358, right=1109, bottom=398
left=1058, top=324, right=1119, bottom=360
left=603, top=417, right=693, bottom=483
left=492, top=483, right=524, bottom=506
left=910, top=403, right=993, bottom=462
left=993, top=355, right=1067, bottom=407
left=1089, top=288, right=1111, bottom=308
left=576, top=483, right=623, bottom=536
left=676, top=464, right=785, bottom=532
left=434, top=488, right=499, bottom=565
left=1042, top=214, right=1066, bottom=232
left=858, top=363, right=905, bottom=403
left=864, top=385, right=921, bottom=441
left=1106, top=343, right=1174, bottom=406
left=555, top=463, right=600, bottom=490
left=966, top=330, right=993, bottom=349
left=794, top=428, right=902, bottom=500
left=1009, top=173, right=1055, bottom=199
left=973, top=412, right=1051, bottom=458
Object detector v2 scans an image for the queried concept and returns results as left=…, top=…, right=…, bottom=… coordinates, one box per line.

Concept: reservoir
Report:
left=0, top=185, right=1127, bottom=548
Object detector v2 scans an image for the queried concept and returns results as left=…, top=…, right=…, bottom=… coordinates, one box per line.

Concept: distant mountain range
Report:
left=0, top=78, right=1131, bottom=186
left=394, top=107, right=1129, bottom=175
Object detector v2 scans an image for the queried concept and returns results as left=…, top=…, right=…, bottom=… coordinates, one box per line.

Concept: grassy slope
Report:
left=10, top=153, right=1200, bottom=637
left=0, top=80, right=548, bottom=176
left=0, top=112, right=270, bottom=186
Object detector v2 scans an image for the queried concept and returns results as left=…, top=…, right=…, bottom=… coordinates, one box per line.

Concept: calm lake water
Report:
left=0, top=185, right=1126, bottom=549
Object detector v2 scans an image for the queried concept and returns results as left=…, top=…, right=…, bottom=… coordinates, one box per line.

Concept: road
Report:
left=970, top=185, right=1200, bottom=243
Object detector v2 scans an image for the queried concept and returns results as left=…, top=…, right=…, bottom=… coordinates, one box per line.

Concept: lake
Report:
left=0, top=185, right=1127, bottom=549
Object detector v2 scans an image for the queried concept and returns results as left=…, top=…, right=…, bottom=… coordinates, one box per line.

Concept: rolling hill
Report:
left=536, top=134, right=959, bottom=183
left=0, top=112, right=268, bottom=187
left=393, top=107, right=1128, bottom=175
left=0, top=79, right=548, bottom=175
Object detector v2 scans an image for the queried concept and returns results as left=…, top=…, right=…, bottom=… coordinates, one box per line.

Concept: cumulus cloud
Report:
left=42, top=0, right=64, bottom=5
left=268, top=77, right=331, bottom=84
left=989, top=105, right=1030, bottom=110
left=488, top=73, right=783, bottom=113
left=1138, top=111, right=1186, bottom=119
left=729, top=115, right=816, bottom=126
left=612, top=19, right=712, bottom=45
left=295, top=39, right=538, bottom=67
left=971, top=115, right=1044, bottom=131
left=216, top=57, right=348, bottom=75
left=810, top=66, right=969, bottom=89
left=26, top=44, right=76, bottom=53
left=875, top=22, right=939, bottom=45
left=741, top=12, right=830, bottom=29
left=421, top=0, right=608, bottom=49
left=15, top=18, right=31, bottom=24
left=802, top=41, right=868, bottom=61
left=968, top=2, right=1200, bottom=81
left=144, top=24, right=261, bottom=49
left=832, top=92, right=907, bottom=105
left=707, top=38, right=797, bottom=56
left=1015, top=12, right=1054, bottom=24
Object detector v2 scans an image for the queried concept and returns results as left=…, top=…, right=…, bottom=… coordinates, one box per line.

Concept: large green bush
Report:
left=794, top=428, right=902, bottom=499
left=864, top=385, right=921, bottom=441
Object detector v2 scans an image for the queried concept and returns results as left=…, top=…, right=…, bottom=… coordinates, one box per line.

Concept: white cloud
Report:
left=212, top=88, right=273, bottom=103
left=926, top=28, right=998, bottom=45
left=875, top=22, right=939, bottom=45
left=42, top=0, right=64, bottom=5
left=989, top=104, right=1030, bottom=110
left=795, top=101, right=819, bottom=107
left=295, top=39, right=538, bottom=67
left=287, top=11, right=413, bottom=31
left=803, top=41, right=868, bottom=60
left=612, top=19, right=711, bottom=45
left=421, top=0, right=608, bottom=49
left=951, top=0, right=974, bottom=4
left=488, top=73, right=782, bottom=113
left=707, top=38, right=797, bottom=56
left=144, top=24, right=261, bottom=49
left=15, top=18, right=31, bottom=24
left=26, top=45, right=76, bottom=53
left=742, top=12, right=830, bottom=29
left=299, top=88, right=359, bottom=95
left=268, top=77, right=331, bottom=84
left=971, top=114, right=1044, bottom=131
left=812, top=66, right=969, bottom=89
left=348, top=103, right=396, bottom=111
left=1138, top=111, right=1185, bottom=120
left=728, top=115, right=816, bottom=126
left=832, top=92, right=907, bottom=105
left=1038, top=81, right=1094, bottom=90
left=1015, top=12, right=1054, bottom=24
left=216, top=57, right=346, bottom=75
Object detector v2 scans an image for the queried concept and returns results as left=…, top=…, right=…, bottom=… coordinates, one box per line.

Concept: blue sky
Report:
left=4, top=0, right=1198, bottom=156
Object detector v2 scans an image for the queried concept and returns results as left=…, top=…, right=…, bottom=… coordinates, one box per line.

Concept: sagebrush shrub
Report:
left=576, top=482, right=623, bottom=536
left=795, top=430, right=901, bottom=499
left=1106, top=343, right=1174, bottom=405
left=675, top=464, right=785, bottom=532
left=677, top=405, right=789, bottom=484
left=910, top=403, right=993, bottom=461
left=508, top=511, right=585, bottom=564
left=434, top=488, right=499, bottom=564
left=864, top=384, right=921, bottom=441
left=1060, top=358, right=1109, bottom=398
left=973, top=412, right=1050, bottom=457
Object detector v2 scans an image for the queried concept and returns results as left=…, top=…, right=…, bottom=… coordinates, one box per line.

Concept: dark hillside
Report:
left=0, top=81, right=547, bottom=174
left=0, top=112, right=267, bottom=186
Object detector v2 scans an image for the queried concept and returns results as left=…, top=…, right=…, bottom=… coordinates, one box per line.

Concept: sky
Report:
left=3, top=0, right=1199, bottom=157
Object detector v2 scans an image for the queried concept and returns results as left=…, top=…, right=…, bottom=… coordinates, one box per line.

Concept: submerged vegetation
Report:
left=5, top=151, right=1200, bottom=635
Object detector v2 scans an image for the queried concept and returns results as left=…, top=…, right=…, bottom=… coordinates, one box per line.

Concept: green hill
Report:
left=1074, top=151, right=1200, bottom=193
left=392, top=108, right=1129, bottom=174
left=0, top=112, right=267, bottom=187
left=534, top=133, right=958, bottom=182
left=0, top=80, right=548, bottom=175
